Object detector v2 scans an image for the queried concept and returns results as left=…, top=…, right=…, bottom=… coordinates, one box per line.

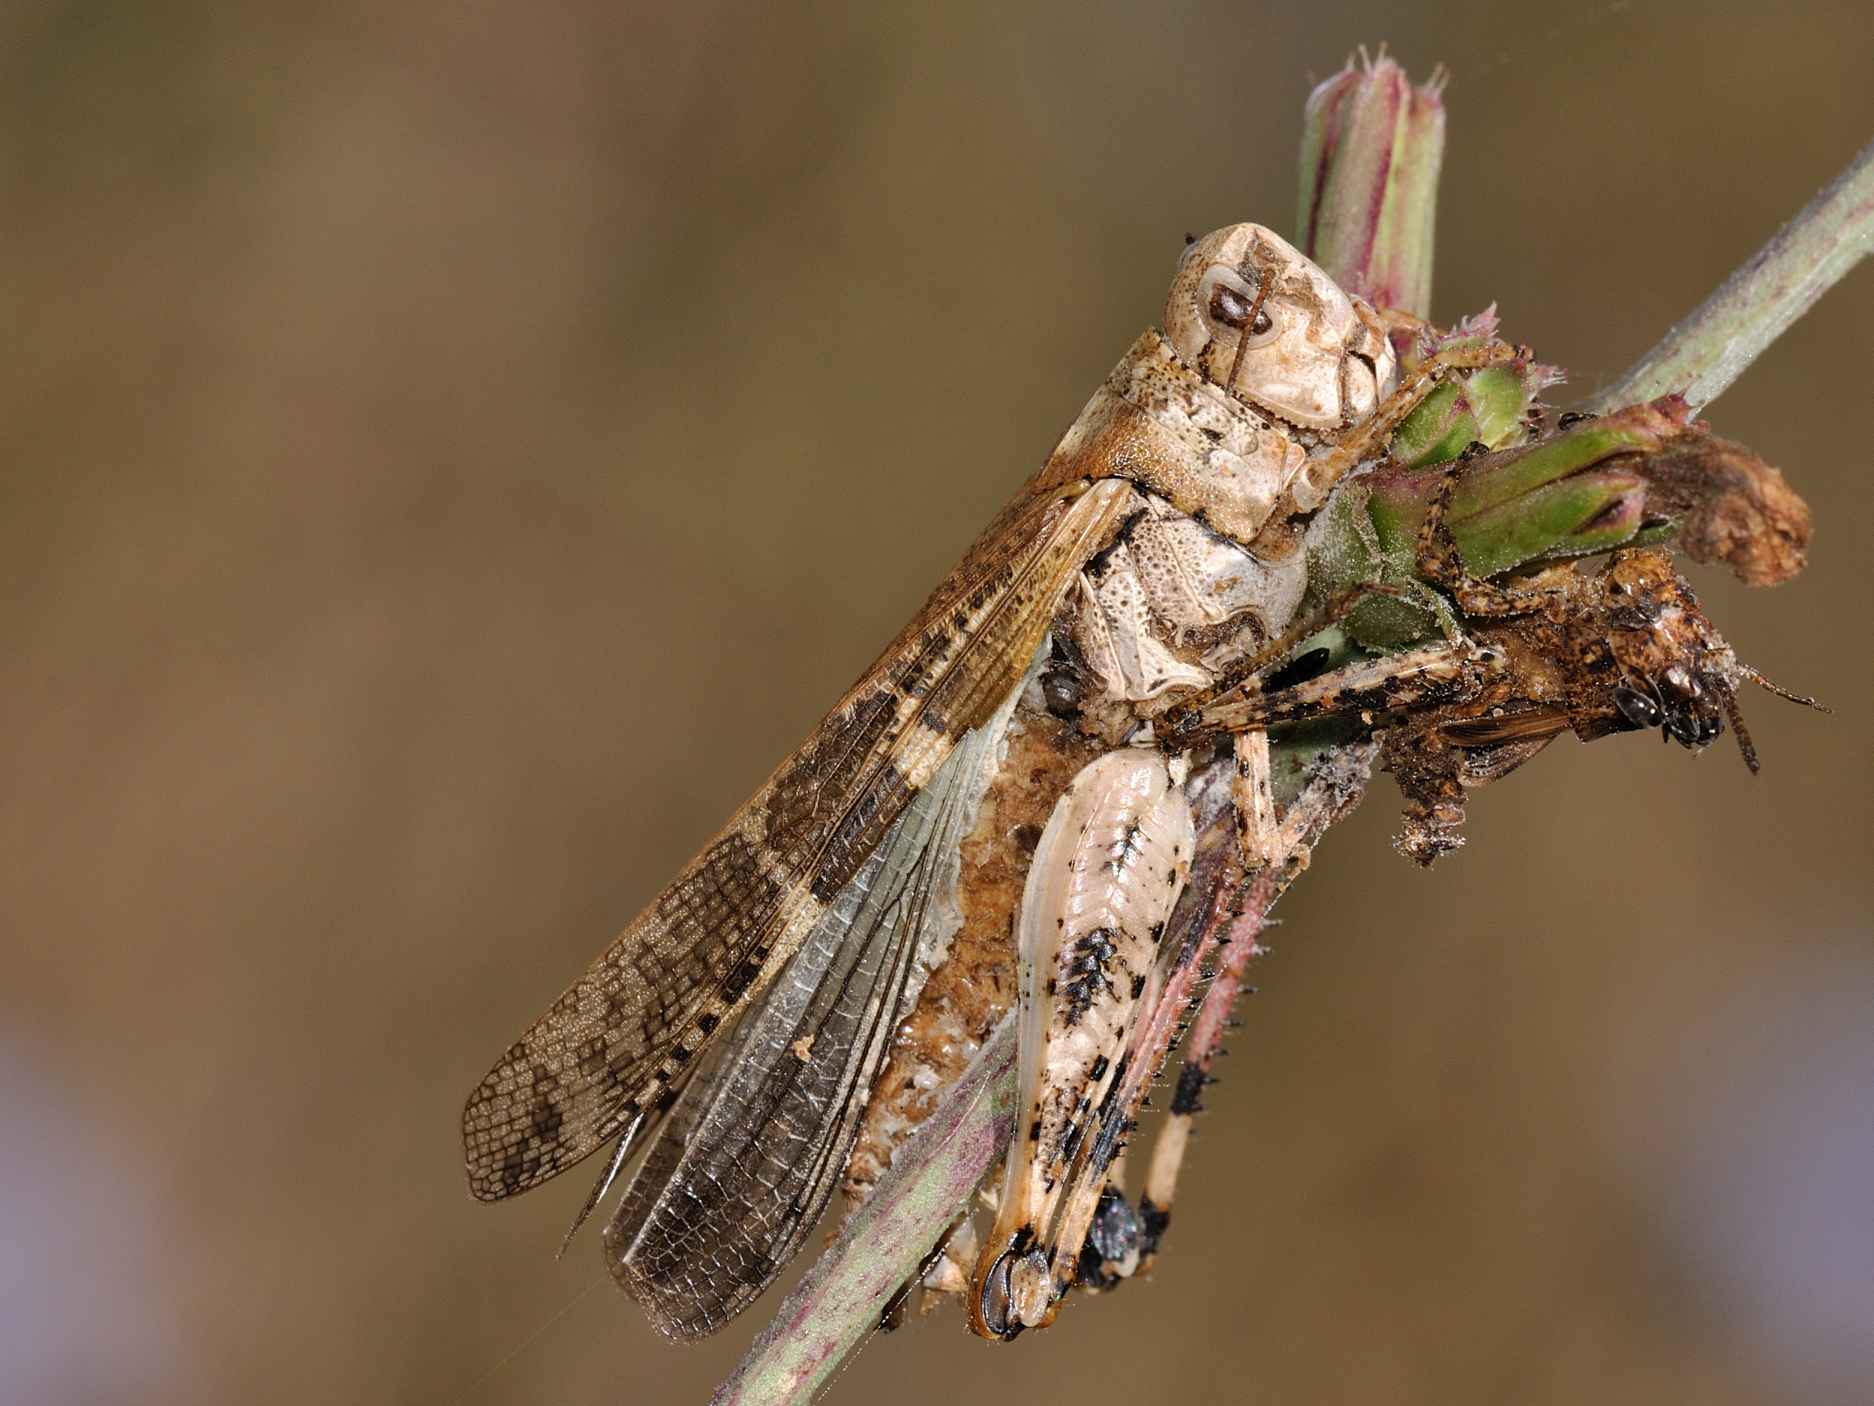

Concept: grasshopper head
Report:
left=1165, top=223, right=1395, bottom=431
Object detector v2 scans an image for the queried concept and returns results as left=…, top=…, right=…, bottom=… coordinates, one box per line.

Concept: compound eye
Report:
left=1199, top=266, right=1280, bottom=347
left=1613, top=684, right=1664, bottom=729
left=1208, top=280, right=1274, bottom=337
left=1208, top=281, right=1250, bottom=327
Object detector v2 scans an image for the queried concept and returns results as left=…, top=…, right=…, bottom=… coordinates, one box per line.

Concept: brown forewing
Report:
left=604, top=679, right=1014, bottom=1338
left=462, top=474, right=1133, bottom=1202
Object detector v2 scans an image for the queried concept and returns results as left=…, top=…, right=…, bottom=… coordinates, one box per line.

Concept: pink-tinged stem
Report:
left=710, top=1025, right=1018, bottom=1406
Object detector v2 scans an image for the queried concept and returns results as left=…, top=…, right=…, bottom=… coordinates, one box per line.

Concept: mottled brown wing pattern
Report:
left=462, top=476, right=1132, bottom=1201
left=604, top=686, right=1014, bottom=1337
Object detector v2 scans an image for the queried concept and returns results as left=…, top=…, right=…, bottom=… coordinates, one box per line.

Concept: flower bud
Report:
left=1298, top=51, right=1445, bottom=317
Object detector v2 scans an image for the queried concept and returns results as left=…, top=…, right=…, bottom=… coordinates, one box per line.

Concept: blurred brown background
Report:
left=4, top=3, right=1871, bottom=1403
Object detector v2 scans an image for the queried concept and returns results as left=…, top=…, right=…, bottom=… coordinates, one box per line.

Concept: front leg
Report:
left=1155, top=576, right=1442, bottom=746
left=1280, top=334, right=1521, bottom=516
left=1179, top=639, right=1499, bottom=742
left=1231, top=729, right=1279, bottom=871
left=1416, top=465, right=1574, bottom=619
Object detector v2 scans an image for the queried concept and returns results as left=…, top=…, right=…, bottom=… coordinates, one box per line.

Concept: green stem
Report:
left=1588, top=138, right=1874, bottom=413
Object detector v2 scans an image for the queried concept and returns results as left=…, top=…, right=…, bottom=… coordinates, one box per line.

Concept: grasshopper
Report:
left=462, top=222, right=1806, bottom=1342
left=463, top=222, right=1507, bottom=1337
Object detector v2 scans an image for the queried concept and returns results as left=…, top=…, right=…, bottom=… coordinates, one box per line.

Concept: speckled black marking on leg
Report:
left=1169, top=1062, right=1208, bottom=1116
left=1137, top=1194, right=1171, bottom=1256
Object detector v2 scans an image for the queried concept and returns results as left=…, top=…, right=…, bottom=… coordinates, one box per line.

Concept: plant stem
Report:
left=710, top=1024, right=1019, bottom=1406
left=1588, top=138, right=1874, bottom=414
